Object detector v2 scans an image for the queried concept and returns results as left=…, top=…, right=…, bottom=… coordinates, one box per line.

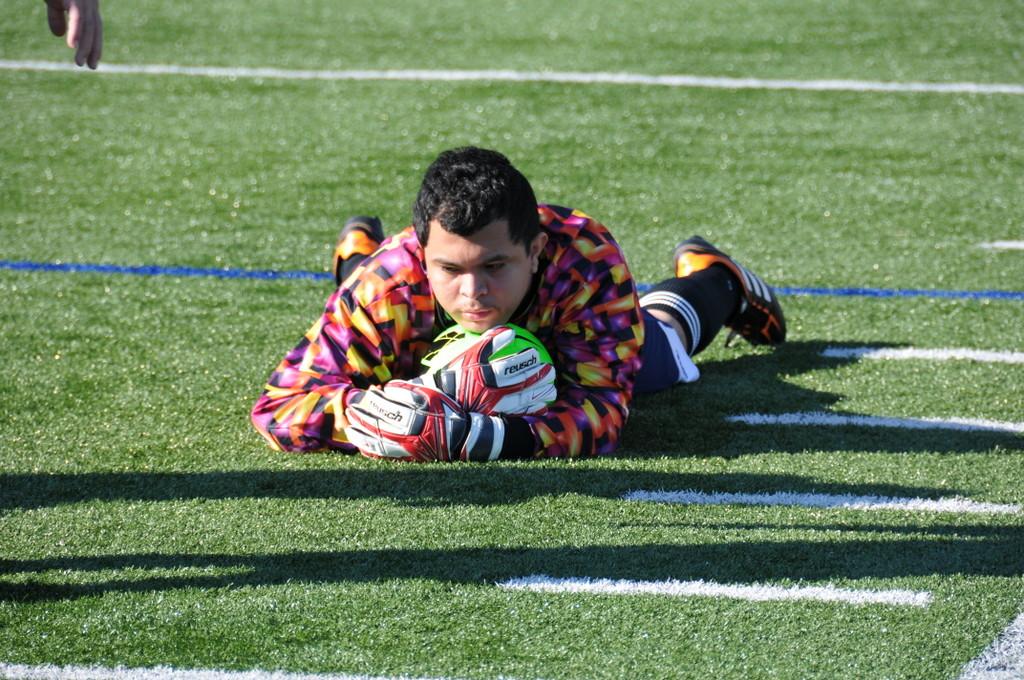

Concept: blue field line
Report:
left=2, top=259, right=1023, bottom=300
left=775, top=285, right=1024, bottom=301
left=0, top=259, right=331, bottom=281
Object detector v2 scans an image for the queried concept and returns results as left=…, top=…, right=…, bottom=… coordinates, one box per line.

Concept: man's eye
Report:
left=486, top=262, right=506, bottom=272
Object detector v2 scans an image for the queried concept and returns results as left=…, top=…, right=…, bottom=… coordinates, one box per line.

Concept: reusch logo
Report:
left=369, top=401, right=405, bottom=422
left=503, top=355, right=537, bottom=375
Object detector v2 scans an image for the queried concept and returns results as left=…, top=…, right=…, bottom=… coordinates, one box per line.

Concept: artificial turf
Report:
left=1, top=1, right=1022, bottom=678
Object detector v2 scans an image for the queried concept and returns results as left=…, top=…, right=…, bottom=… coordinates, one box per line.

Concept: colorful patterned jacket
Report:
left=251, top=204, right=644, bottom=458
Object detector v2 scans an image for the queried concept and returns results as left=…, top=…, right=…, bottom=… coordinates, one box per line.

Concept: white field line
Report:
left=821, top=346, right=1024, bottom=364
left=957, top=612, right=1024, bottom=680
left=622, top=489, right=1021, bottom=514
left=727, top=412, right=1024, bottom=434
left=498, top=575, right=932, bottom=607
left=0, top=663, right=459, bottom=680
left=979, top=240, right=1024, bottom=251
left=2, top=60, right=1023, bottom=96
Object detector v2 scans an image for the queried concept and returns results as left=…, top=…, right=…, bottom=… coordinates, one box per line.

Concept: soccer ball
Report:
left=417, top=323, right=557, bottom=416
left=420, top=323, right=553, bottom=373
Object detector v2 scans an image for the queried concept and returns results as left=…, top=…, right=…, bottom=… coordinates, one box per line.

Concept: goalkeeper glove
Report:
left=418, top=325, right=556, bottom=415
left=343, top=380, right=506, bottom=462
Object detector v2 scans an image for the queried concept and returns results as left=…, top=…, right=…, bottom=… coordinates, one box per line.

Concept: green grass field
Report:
left=1, top=2, right=1022, bottom=678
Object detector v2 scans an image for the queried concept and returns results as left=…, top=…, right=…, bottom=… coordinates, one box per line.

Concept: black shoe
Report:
left=674, top=236, right=786, bottom=346
left=333, top=216, right=384, bottom=285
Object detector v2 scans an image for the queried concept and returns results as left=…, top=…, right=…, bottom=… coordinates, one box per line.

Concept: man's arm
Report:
left=515, top=209, right=645, bottom=459
left=519, top=313, right=643, bottom=459
left=344, top=326, right=556, bottom=462
left=251, top=304, right=365, bottom=453
left=251, top=284, right=426, bottom=452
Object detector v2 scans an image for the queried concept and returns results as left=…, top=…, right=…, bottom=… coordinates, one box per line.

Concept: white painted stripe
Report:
left=957, top=613, right=1024, bottom=680
left=727, top=411, right=1024, bottom=434
left=0, top=663, right=456, bottom=680
left=1, top=60, right=1022, bottom=96
left=622, top=489, right=1021, bottom=514
left=979, top=240, right=1024, bottom=251
left=822, top=346, right=1024, bottom=364
left=498, top=575, right=932, bottom=607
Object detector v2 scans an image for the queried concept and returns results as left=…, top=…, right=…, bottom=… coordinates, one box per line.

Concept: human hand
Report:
left=45, top=0, right=103, bottom=69
left=419, top=325, right=556, bottom=415
left=344, top=380, right=505, bottom=463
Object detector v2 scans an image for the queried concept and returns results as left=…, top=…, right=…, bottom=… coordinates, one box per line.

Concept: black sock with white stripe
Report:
left=640, top=267, right=740, bottom=355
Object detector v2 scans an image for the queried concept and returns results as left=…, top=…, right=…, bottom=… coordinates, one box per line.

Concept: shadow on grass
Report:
left=2, top=340, right=1016, bottom=511
left=2, top=525, right=1022, bottom=602
left=0, top=467, right=976, bottom=512
left=624, top=339, right=1023, bottom=457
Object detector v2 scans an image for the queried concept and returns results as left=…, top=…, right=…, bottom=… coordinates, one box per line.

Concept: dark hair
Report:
left=413, top=147, right=540, bottom=249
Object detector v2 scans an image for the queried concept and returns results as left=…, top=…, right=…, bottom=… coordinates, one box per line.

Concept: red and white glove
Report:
left=418, top=326, right=556, bottom=415
left=343, top=380, right=505, bottom=463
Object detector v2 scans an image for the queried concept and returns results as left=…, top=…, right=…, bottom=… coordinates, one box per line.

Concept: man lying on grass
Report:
left=251, top=146, right=785, bottom=461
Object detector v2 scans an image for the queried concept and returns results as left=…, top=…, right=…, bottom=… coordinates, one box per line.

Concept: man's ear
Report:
left=528, top=232, right=548, bottom=273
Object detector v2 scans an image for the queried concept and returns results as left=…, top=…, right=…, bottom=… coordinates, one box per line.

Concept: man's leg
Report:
left=333, top=216, right=384, bottom=286
left=635, top=267, right=739, bottom=393
left=641, top=266, right=740, bottom=357
left=634, top=236, right=785, bottom=394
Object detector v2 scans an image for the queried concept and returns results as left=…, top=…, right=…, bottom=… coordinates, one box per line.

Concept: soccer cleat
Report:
left=333, top=215, right=384, bottom=285
left=673, top=236, right=786, bottom=346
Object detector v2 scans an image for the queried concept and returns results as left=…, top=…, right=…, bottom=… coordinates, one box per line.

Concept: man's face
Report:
left=423, top=218, right=547, bottom=333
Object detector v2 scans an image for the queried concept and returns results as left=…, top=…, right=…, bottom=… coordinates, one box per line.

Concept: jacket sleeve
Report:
left=518, top=228, right=644, bottom=458
left=250, top=283, right=428, bottom=452
left=250, top=289, right=373, bottom=452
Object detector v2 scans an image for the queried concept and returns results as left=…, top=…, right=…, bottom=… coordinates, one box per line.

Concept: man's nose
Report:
left=460, top=272, right=487, bottom=298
